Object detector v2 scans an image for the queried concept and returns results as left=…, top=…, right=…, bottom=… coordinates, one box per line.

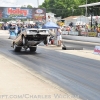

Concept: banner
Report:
left=0, top=7, right=46, bottom=20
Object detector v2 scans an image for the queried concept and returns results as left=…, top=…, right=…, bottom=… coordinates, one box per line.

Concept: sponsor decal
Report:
left=94, top=46, right=100, bottom=55
left=94, top=49, right=100, bottom=53
left=33, top=8, right=46, bottom=20
left=35, top=9, right=43, bottom=14
left=7, top=8, right=28, bottom=16
left=88, top=32, right=97, bottom=37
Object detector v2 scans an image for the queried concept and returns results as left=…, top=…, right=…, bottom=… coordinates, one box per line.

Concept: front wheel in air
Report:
left=22, top=36, right=27, bottom=45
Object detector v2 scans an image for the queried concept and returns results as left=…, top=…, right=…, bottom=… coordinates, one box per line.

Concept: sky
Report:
left=0, top=0, right=45, bottom=7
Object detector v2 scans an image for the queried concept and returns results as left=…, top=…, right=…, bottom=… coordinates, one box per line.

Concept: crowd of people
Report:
left=0, top=22, right=44, bottom=35
left=60, top=23, right=100, bottom=37
left=1, top=21, right=100, bottom=47
left=1, top=22, right=40, bottom=30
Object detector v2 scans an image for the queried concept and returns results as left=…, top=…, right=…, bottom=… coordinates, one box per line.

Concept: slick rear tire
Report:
left=30, top=47, right=37, bottom=52
left=13, top=43, right=21, bottom=52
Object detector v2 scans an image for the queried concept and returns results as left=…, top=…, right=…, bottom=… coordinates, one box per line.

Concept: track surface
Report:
left=0, top=34, right=100, bottom=100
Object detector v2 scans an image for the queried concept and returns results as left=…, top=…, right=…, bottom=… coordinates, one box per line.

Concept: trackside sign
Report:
left=0, top=7, right=46, bottom=20
left=94, top=46, right=100, bottom=55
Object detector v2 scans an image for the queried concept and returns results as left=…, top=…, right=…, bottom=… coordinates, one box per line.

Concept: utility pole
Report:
left=37, top=0, right=39, bottom=8
left=85, top=0, right=87, bottom=17
left=89, top=8, right=93, bottom=29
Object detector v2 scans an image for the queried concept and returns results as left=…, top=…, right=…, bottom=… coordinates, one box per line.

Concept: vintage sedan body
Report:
left=12, top=28, right=49, bottom=52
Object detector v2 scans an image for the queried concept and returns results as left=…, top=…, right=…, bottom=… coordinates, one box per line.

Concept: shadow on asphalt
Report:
left=10, top=50, right=41, bottom=56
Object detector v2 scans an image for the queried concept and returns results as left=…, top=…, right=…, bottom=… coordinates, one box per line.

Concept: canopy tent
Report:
left=79, top=2, right=100, bottom=7
left=42, top=21, right=59, bottom=29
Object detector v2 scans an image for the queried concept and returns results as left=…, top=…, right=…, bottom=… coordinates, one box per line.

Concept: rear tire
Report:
left=30, top=47, right=37, bottom=52
left=13, top=43, right=21, bottom=52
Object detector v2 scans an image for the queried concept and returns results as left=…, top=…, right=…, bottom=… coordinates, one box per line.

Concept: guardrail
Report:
left=62, top=35, right=100, bottom=43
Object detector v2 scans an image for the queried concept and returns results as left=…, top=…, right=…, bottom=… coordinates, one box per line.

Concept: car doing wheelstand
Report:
left=11, top=28, right=49, bottom=52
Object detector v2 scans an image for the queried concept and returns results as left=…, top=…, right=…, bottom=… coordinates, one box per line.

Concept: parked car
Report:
left=11, top=28, right=49, bottom=52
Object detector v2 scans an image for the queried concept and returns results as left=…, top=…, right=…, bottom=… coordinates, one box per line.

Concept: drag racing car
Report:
left=11, top=28, right=49, bottom=52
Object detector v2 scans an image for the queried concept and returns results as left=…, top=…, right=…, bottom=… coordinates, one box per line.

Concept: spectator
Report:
left=17, top=24, right=21, bottom=35
left=33, top=23, right=38, bottom=28
left=56, top=27, right=62, bottom=46
left=15, top=24, right=18, bottom=36
left=69, top=22, right=73, bottom=27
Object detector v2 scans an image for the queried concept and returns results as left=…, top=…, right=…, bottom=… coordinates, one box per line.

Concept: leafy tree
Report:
left=39, top=0, right=100, bottom=18
left=21, top=5, right=33, bottom=8
left=21, top=5, right=27, bottom=8
left=27, top=5, right=33, bottom=8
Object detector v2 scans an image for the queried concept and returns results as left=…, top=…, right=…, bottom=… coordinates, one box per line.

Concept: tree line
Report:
left=39, top=0, right=100, bottom=18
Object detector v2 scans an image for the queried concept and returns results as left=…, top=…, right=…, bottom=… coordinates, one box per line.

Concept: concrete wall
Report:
left=0, top=30, right=100, bottom=43
left=0, top=30, right=9, bottom=34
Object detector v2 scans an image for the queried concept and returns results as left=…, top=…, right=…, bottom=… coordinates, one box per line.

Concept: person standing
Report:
left=56, top=28, right=62, bottom=46
left=17, top=24, right=21, bottom=35
left=15, top=24, right=18, bottom=36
